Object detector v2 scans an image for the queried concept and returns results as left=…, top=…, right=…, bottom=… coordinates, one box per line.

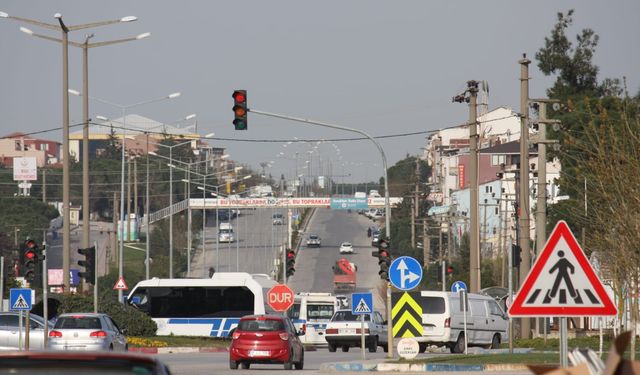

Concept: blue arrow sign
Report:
left=351, top=293, right=373, bottom=315
left=451, top=280, right=468, bottom=293
left=389, top=256, right=423, bottom=291
left=9, top=288, right=33, bottom=311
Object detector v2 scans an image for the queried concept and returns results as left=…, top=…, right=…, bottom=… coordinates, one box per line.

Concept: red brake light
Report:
left=49, top=330, right=62, bottom=338
left=232, top=331, right=240, bottom=340
left=356, top=328, right=370, bottom=334
left=279, top=332, right=289, bottom=341
left=90, top=330, right=107, bottom=338
left=326, top=328, right=338, bottom=334
left=444, top=317, right=451, bottom=328
left=71, top=315, right=86, bottom=319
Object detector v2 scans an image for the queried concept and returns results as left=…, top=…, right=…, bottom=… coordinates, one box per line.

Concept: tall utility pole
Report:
left=454, top=80, right=480, bottom=292
left=518, top=54, right=532, bottom=339
left=411, top=157, right=420, bottom=248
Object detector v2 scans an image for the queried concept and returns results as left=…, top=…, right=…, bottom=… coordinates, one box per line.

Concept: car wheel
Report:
left=295, top=351, right=304, bottom=370
left=368, top=336, right=378, bottom=353
left=419, top=343, right=427, bottom=353
left=383, top=343, right=389, bottom=353
left=341, top=345, right=350, bottom=352
left=491, top=333, right=501, bottom=349
left=453, top=333, right=465, bottom=354
left=109, top=344, right=113, bottom=351
left=240, top=362, right=250, bottom=369
left=328, top=343, right=337, bottom=352
left=229, top=360, right=238, bottom=370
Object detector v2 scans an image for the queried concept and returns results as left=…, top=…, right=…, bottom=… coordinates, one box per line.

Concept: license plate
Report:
left=249, top=350, right=269, bottom=357
left=339, top=328, right=356, bottom=334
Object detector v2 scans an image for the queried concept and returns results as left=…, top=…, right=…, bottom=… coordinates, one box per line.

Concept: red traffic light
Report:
left=447, top=266, right=454, bottom=274
left=25, top=239, right=37, bottom=249
left=25, top=250, right=36, bottom=260
left=232, top=91, right=246, bottom=103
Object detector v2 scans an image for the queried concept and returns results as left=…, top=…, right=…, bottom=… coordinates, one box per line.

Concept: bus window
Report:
left=287, top=303, right=301, bottom=319
left=307, top=304, right=334, bottom=320
left=145, top=286, right=255, bottom=318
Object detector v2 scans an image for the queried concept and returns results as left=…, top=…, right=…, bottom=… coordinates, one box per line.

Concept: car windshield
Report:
left=341, top=243, right=351, bottom=247
left=54, top=316, right=102, bottom=330
left=238, top=318, right=285, bottom=332
left=331, top=311, right=370, bottom=322
left=309, top=236, right=318, bottom=240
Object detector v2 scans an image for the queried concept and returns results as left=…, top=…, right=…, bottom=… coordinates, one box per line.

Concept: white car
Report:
left=324, top=310, right=388, bottom=353
left=339, top=242, right=354, bottom=254
left=306, top=235, right=321, bottom=248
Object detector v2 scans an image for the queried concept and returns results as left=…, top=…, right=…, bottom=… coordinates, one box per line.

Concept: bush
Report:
left=33, top=294, right=157, bottom=337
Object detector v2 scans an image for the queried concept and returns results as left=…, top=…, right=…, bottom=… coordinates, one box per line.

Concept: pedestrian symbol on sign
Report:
left=12, top=295, right=29, bottom=309
left=354, top=298, right=371, bottom=313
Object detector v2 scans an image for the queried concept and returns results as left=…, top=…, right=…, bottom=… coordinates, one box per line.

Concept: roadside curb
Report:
left=128, top=347, right=229, bottom=354
left=321, top=361, right=532, bottom=372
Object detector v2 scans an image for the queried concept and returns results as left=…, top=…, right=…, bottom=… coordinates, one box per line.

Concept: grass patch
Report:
left=128, top=336, right=230, bottom=348
left=404, top=353, right=559, bottom=365
left=507, top=335, right=640, bottom=353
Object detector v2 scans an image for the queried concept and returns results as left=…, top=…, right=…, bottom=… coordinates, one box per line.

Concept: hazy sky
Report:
left=2, top=1, right=638, bottom=183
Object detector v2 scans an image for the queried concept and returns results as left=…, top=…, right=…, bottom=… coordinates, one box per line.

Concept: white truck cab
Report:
left=218, top=222, right=235, bottom=243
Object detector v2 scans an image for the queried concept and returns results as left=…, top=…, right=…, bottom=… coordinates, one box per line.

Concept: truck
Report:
left=332, top=258, right=356, bottom=293
left=249, top=184, right=273, bottom=197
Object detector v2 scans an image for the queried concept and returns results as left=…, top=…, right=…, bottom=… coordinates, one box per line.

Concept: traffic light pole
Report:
left=94, top=241, right=98, bottom=313
left=247, top=108, right=394, bottom=358
left=42, top=232, right=49, bottom=347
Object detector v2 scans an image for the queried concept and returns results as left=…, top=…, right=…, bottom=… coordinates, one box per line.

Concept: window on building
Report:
left=15, top=141, right=21, bottom=151
left=491, top=155, right=506, bottom=166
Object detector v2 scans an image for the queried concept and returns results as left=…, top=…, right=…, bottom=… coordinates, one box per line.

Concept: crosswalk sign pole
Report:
left=361, top=314, right=366, bottom=361
left=18, top=310, right=23, bottom=351
left=560, top=317, right=568, bottom=367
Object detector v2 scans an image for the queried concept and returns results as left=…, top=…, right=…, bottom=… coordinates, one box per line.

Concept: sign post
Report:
left=267, top=284, right=294, bottom=312
left=508, top=221, right=617, bottom=367
left=352, top=292, right=373, bottom=361
left=10, top=288, right=33, bottom=351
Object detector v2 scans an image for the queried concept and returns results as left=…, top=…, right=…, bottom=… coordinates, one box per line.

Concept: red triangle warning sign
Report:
left=508, top=221, right=616, bottom=317
left=113, top=276, right=129, bottom=291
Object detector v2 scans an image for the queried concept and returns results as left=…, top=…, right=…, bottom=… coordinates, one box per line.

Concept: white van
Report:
left=416, top=291, right=508, bottom=353
left=287, top=293, right=336, bottom=346
left=218, top=223, right=235, bottom=243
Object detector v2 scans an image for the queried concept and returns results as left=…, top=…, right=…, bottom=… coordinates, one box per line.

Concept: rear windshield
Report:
left=238, top=318, right=285, bottom=331
left=331, top=311, right=370, bottom=322
left=307, top=304, right=334, bottom=320
left=420, top=297, right=446, bottom=314
left=54, top=317, right=102, bottom=330
left=309, top=236, right=318, bottom=240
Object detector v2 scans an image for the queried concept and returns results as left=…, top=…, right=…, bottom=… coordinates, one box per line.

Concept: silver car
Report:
left=48, top=313, right=128, bottom=352
left=0, top=312, right=52, bottom=350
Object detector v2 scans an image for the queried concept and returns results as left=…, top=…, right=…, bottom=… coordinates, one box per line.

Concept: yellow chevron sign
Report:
left=391, top=292, right=423, bottom=338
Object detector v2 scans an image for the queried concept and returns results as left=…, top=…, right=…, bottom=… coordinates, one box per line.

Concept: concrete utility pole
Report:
left=518, top=54, right=532, bottom=339
left=454, top=80, right=480, bottom=292
left=411, top=157, right=420, bottom=248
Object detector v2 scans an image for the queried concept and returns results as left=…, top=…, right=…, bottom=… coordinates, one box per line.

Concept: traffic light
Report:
left=23, top=239, right=38, bottom=283
left=376, top=238, right=391, bottom=281
left=286, top=249, right=296, bottom=277
left=78, top=246, right=96, bottom=284
left=232, top=90, right=248, bottom=130
left=447, top=265, right=454, bottom=279
left=511, top=244, right=522, bottom=268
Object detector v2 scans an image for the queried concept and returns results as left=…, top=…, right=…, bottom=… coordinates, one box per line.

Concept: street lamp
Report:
left=93, top=91, right=181, bottom=302
left=20, top=29, right=151, bottom=255
left=2, top=10, right=139, bottom=291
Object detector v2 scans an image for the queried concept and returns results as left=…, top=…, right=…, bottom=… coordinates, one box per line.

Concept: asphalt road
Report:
left=289, top=208, right=386, bottom=311
left=189, top=207, right=291, bottom=277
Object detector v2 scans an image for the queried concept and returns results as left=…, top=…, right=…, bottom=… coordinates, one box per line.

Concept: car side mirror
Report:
left=298, top=329, right=305, bottom=336
left=121, top=328, right=128, bottom=335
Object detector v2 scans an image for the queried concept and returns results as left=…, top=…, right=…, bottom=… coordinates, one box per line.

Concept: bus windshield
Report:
left=129, top=286, right=254, bottom=318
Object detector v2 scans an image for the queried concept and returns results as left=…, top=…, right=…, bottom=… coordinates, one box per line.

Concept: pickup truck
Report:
left=324, top=310, right=388, bottom=353
left=332, top=259, right=356, bottom=293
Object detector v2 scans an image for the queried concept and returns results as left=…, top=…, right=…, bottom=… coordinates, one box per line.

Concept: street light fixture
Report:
left=91, top=92, right=181, bottom=302
left=2, top=10, right=141, bottom=292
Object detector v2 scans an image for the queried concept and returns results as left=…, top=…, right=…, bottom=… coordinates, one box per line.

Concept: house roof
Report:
left=70, top=114, right=199, bottom=140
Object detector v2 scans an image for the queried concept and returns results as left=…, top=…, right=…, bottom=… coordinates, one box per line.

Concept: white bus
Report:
left=287, top=293, right=336, bottom=346
left=127, top=273, right=277, bottom=337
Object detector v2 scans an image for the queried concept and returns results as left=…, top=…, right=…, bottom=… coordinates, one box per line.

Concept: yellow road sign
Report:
left=391, top=292, right=423, bottom=338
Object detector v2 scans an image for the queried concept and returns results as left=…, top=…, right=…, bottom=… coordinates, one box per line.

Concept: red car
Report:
left=229, top=314, right=304, bottom=370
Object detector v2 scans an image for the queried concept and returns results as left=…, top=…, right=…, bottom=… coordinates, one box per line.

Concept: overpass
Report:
left=148, top=196, right=403, bottom=224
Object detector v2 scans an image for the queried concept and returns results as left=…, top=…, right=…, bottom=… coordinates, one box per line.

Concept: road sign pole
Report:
left=25, top=310, right=30, bottom=350
left=94, top=240, right=98, bottom=313
left=361, top=314, right=366, bottom=361
left=462, top=290, right=468, bottom=355
left=560, top=317, right=568, bottom=367
left=19, top=310, right=23, bottom=350
left=386, top=282, right=393, bottom=359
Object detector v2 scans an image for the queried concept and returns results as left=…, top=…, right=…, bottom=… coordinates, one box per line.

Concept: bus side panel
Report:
left=155, top=318, right=240, bottom=337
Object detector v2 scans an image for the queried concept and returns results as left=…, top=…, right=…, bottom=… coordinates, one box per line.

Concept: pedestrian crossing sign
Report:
left=508, top=221, right=617, bottom=317
left=351, top=293, right=373, bottom=315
